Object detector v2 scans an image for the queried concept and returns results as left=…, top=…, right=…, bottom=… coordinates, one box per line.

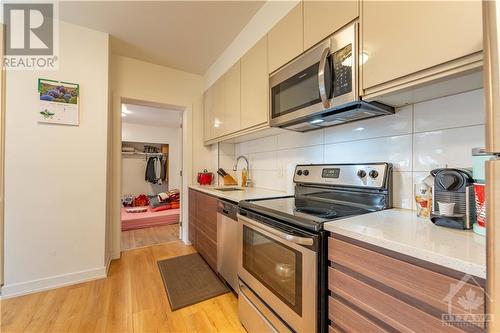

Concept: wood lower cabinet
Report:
left=188, top=189, right=218, bottom=271
left=328, top=233, right=486, bottom=333
left=188, top=189, right=197, bottom=244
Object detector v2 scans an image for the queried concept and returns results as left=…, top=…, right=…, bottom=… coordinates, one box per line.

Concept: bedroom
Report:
left=120, top=103, right=182, bottom=250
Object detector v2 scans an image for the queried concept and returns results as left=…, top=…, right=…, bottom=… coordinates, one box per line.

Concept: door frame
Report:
left=0, top=24, right=5, bottom=285
left=108, top=94, right=192, bottom=262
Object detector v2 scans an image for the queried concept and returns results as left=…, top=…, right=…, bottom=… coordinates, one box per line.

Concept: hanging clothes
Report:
left=155, top=157, right=162, bottom=185
left=145, top=156, right=166, bottom=184
left=145, top=157, right=157, bottom=183
left=160, top=157, right=167, bottom=181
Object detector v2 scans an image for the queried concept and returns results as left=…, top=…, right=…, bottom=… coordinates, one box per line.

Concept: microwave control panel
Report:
left=332, top=44, right=353, bottom=97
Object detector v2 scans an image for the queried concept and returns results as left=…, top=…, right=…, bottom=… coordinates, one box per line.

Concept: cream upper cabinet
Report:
left=212, top=78, right=226, bottom=139
left=267, top=2, right=304, bottom=73
left=362, top=1, right=482, bottom=92
left=303, top=0, right=359, bottom=50
left=222, top=61, right=241, bottom=135
left=203, top=85, right=214, bottom=141
left=241, top=37, right=269, bottom=129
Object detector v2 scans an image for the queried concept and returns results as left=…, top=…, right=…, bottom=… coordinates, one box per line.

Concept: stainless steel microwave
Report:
left=269, top=22, right=394, bottom=132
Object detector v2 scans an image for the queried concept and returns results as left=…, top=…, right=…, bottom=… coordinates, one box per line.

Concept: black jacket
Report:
left=145, top=157, right=157, bottom=183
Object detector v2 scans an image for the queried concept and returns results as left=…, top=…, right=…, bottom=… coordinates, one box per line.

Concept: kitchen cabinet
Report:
left=188, top=189, right=197, bottom=244
left=303, top=0, right=358, bottom=50
left=188, top=189, right=218, bottom=271
left=212, top=78, right=226, bottom=139
left=362, top=1, right=482, bottom=97
left=328, top=234, right=486, bottom=332
left=203, top=80, right=223, bottom=141
left=222, top=61, right=241, bottom=136
left=203, top=85, right=214, bottom=142
left=241, top=37, right=268, bottom=129
left=267, top=2, right=304, bottom=73
left=203, top=61, right=241, bottom=140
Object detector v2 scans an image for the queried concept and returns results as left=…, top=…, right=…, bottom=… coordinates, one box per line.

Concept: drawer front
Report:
left=197, top=212, right=217, bottom=242
left=328, top=325, right=342, bottom=333
left=329, top=267, right=464, bottom=333
left=328, top=236, right=485, bottom=324
left=188, top=218, right=197, bottom=244
left=329, top=296, right=388, bottom=333
left=196, top=193, right=217, bottom=241
left=196, top=227, right=217, bottom=271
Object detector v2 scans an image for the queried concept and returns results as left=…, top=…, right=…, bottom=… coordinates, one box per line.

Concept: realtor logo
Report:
left=442, top=274, right=493, bottom=328
left=3, top=2, right=58, bottom=69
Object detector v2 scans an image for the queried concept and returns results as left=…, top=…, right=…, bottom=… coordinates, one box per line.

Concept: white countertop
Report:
left=188, top=184, right=291, bottom=203
left=324, top=208, right=486, bottom=278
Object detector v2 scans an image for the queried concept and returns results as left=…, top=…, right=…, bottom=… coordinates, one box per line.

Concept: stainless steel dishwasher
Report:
left=217, top=199, right=239, bottom=293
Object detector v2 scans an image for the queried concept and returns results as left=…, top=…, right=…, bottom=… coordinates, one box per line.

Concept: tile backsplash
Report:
left=217, top=89, right=485, bottom=209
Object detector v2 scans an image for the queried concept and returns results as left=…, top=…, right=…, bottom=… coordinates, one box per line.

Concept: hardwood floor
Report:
left=121, top=224, right=180, bottom=251
left=1, top=241, right=245, bottom=333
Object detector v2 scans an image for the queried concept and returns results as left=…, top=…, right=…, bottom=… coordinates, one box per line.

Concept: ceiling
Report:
left=122, top=103, right=182, bottom=127
left=59, top=1, right=265, bottom=74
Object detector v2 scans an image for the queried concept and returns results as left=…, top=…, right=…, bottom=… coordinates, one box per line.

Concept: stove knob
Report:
left=303, top=170, right=310, bottom=176
left=357, top=170, right=367, bottom=178
left=297, top=170, right=303, bottom=176
left=369, top=170, right=379, bottom=178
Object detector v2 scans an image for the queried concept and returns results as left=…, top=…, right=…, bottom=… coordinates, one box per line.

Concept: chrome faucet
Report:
left=233, top=155, right=252, bottom=187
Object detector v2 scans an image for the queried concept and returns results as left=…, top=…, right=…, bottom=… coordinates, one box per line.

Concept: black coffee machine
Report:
left=430, top=168, right=476, bottom=230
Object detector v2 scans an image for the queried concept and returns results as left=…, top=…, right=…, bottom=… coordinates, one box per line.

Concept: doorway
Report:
left=120, top=102, right=183, bottom=250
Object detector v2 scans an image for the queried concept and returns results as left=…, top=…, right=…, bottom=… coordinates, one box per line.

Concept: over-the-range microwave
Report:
left=269, top=21, right=394, bottom=132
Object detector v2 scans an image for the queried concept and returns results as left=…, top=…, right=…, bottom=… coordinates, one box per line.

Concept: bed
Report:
left=121, top=206, right=180, bottom=231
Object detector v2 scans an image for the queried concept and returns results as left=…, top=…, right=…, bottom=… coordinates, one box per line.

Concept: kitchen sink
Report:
left=214, top=187, right=244, bottom=192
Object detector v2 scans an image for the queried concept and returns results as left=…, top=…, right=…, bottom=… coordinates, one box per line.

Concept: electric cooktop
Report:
left=239, top=163, right=393, bottom=232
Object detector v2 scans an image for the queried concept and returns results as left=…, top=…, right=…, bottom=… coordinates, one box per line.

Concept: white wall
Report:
left=204, top=0, right=299, bottom=88
left=2, top=22, right=109, bottom=297
left=110, top=55, right=204, bottom=257
left=122, top=122, right=182, bottom=193
left=233, top=89, right=485, bottom=208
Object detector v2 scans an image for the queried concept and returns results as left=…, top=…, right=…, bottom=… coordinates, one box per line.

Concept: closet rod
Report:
left=121, top=152, right=168, bottom=157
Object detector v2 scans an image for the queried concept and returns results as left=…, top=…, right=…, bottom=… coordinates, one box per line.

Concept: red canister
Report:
left=474, top=183, right=486, bottom=227
left=197, top=169, right=213, bottom=185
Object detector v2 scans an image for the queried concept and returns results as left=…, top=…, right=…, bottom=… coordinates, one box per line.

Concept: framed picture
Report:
left=38, top=78, right=79, bottom=125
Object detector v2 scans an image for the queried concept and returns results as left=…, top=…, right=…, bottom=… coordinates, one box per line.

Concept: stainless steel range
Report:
left=237, top=163, right=393, bottom=333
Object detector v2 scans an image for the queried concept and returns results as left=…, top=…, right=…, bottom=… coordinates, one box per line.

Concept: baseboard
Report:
left=106, top=256, right=112, bottom=273
left=111, top=250, right=120, bottom=260
left=0, top=266, right=107, bottom=299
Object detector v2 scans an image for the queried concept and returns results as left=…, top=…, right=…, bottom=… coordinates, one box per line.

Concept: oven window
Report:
left=271, top=63, right=322, bottom=119
left=242, top=225, right=303, bottom=315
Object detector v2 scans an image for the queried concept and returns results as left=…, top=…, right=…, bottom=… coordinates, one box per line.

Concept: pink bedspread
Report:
left=121, top=206, right=180, bottom=231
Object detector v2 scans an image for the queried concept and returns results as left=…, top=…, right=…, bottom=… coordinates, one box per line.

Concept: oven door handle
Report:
left=318, top=46, right=331, bottom=109
left=238, top=214, right=314, bottom=246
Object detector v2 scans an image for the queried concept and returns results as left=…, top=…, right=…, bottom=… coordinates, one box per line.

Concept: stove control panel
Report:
left=294, top=163, right=391, bottom=188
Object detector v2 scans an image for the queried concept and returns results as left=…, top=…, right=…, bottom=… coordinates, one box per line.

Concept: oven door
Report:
left=237, top=213, right=317, bottom=333
left=269, top=40, right=333, bottom=128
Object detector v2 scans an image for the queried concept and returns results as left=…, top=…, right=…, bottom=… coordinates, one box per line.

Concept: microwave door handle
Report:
left=238, top=214, right=314, bottom=246
left=318, top=47, right=331, bottom=109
